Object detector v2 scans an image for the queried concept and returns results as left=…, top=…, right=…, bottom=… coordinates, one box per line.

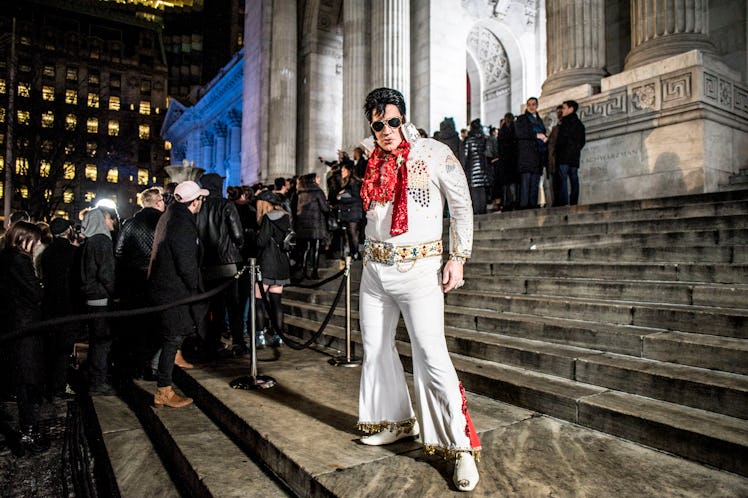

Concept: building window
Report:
left=86, top=142, right=97, bottom=158
left=140, top=79, right=151, bottom=93
left=110, top=74, right=121, bottom=88
left=108, top=120, right=119, bottom=136
left=65, top=89, right=77, bottom=105
left=139, top=100, right=150, bottom=115
left=63, top=190, right=74, bottom=203
left=87, top=93, right=99, bottom=108
left=0, top=108, right=5, bottom=123
left=44, top=189, right=53, bottom=201
left=65, top=143, right=75, bottom=155
left=107, top=168, right=118, bottom=183
left=85, top=164, right=97, bottom=181
left=0, top=157, right=4, bottom=170
left=65, top=114, right=77, bottom=131
left=138, top=124, right=150, bottom=139
left=43, top=65, right=55, bottom=78
left=18, top=82, right=30, bottom=97
left=17, top=110, right=30, bottom=125
left=20, top=186, right=29, bottom=199
left=137, top=168, right=149, bottom=185
left=39, top=160, right=51, bottom=177
left=42, top=86, right=55, bottom=101
left=164, top=140, right=171, bottom=151
left=0, top=79, right=6, bottom=94
left=84, top=191, right=96, bottom=202
left=64, top=162, right=75, bottom=179
left=16, top=157, right=29, bottom=175
left=88, top=71, right=100, bottom=86
left=66, top=67, right=78, bottom=81
left=41, top=111, right=54, bottom=128
left=108, top=96, right=120, bottom=111
left=87, top=117, right=99, bottom=134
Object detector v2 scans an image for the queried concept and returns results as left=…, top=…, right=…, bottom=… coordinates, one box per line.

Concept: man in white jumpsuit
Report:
left=357, top=88, right=480, bottom=492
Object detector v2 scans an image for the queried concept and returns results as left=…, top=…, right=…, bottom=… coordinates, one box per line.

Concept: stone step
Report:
left=643, top=331, right=748, bottom=375
left=285, top=312, right=748, bottom=419
left=92, top=394, right=180, bottom=498
left=280, top=319, right=748, bottom=477
left=471, top=245, right=748, bottom=264
left=108, top=379, right=293, bottom=497
left=473, top=228, right=748, bottom=249
left=171, top=349, right=748, bottom=494
left=284, top=286, right=748, bottom=339
left=457, top=275, right=748, bottom=308
left=464, top=261, right=748, bottom=284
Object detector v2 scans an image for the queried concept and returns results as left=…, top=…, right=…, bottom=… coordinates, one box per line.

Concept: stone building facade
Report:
left=169, top=0, right=746, bottom=203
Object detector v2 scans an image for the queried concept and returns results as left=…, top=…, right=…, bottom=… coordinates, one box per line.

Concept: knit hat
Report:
left=49, top=217, right=73, bottom=236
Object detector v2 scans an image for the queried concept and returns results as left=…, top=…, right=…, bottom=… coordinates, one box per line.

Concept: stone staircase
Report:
left=283, top=189, right=748, bottom=477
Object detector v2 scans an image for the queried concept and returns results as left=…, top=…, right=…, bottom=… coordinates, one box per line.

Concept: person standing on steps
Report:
left=148, top=180, right=209, bottom=409
left=356, top=87, right=481, bottom=492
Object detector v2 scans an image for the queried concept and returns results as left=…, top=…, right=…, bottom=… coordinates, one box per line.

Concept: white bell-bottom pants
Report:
left=357, top=256, right=480, bottom=457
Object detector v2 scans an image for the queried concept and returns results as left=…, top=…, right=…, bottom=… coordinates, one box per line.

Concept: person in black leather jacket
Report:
left=460, top=119, right=492, bottom=214
left=114, top=187, right=165, bottom=378
left=196, top=173, right=245, bottom=356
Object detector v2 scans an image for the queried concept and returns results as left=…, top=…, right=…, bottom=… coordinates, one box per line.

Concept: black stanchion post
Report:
left=230, top=258, right=277, bottom=389
left=330, top=256, right=361, bottom=367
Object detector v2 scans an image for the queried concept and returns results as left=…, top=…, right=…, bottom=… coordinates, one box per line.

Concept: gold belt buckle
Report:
left=365, top=240, right=396, bottom=265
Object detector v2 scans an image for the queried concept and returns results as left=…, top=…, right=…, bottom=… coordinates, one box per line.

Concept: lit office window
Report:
left=137, top=168, right=149, bottom=185
left=44, top=189, right=53, bottom=201
left=42, top=86, right=55, bottom=101
left=65, top=114, right=77, bottom=131
left=108, top=120, right=119, bottom=136
left=0, top=157, right=4, bottom=170
left=0, top=108, right=5, bottom=123
left=86, top=142, right=97, bottom=157
left=43, top=65, right=55, bottom=78
left=87, top=93, right=99, bottom=108
left=64, top=162, right=75, bottom=179
left=164, top=140, right=172, bottom=151
left=108, top=96, right=120, bottom=111
left=85, top=164, right=97, bottom=181
left=139, top=100, right=150, bottom=115
left=65, top=89, right=77, bottom=105
left=0, top=79, right=6, bottom=93
left=16, top=157, right=29, bottom=175
left=63, top=190, right=74, bottom=203
left=20, top=186, right=29, bottom=198
left=17, top=111, right=30, bottom=125
left=88, top=72, right=100, bottom=86
left=41, top=111, right=54, bottom=128
left=65, top=143, right=75, bottom=155
left=138, top=124, right=150, bottom=139
left=87, top=117, right=99, bottom=134
left=66, top=67, right=78, bottom=81
left=18, top=82, right=30, bottom=97
left=107, top=168, right=118, bottom=183
left=39, top=160, right=51, bottom=177
left=84, top=191, right=96, bottom=202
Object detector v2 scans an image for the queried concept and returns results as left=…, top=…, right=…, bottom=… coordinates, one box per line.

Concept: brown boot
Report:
left=174, top=349, right=194, bottom=369
left=154, top=386, right=193, bottom=408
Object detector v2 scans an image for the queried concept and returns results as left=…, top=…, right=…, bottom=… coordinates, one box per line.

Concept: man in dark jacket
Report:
left=554, top=100, right=586, bottom=206
left=514, top=97, right=548, bottom=210
left=196, top=173, right=245, bottom=356
left=80, top=207, right=116, bottom=395
left=148, top=180, right=208, bottom=408
left=114, top=187, right=165, bottom=377
left=40, top=218, right=81, bottom=398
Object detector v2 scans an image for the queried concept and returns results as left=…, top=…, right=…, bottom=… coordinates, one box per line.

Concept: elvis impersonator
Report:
left=356, top=87, right=481, bottom=492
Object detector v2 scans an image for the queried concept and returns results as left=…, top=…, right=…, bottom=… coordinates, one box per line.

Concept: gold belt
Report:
left=364, top=239, right=443, bottom=266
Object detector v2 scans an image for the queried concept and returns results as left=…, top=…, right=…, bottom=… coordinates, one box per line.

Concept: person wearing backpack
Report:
left=254, top=190, right=292, bottom=348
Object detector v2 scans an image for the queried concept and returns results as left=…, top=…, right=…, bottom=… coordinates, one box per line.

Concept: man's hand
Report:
left=442, top=259, right=464, bottom=293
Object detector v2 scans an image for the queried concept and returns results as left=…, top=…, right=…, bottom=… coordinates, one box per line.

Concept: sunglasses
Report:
left=370, top=116, right=403, bottom=133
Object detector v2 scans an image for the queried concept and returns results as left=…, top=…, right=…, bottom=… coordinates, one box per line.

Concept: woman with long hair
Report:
left=294, top=173, right=329, bottom=279
left=254, top=191, right=292, bottom=348
left=0, top=221, right=50, bottom=455
left=337, top=163, right=364, bottom=260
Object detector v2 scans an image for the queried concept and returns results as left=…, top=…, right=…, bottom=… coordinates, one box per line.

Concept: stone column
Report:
left=200, top=131, right=214, bottom=173
left=213, top=122, right=227, bottom=177
left=624, top=0, right=715, bottom=69
left=267, top=0, right=297, bottom=180
left=343, top=0, right=370, bottom=148
left=370, top=0, right=410, bottom=104
left=226, top=109, right=242, bottom=186
left=542, top=0, right=606, bottom=96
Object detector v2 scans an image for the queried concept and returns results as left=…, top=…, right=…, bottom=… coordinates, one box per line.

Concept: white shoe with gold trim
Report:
left=453, top=452, right=479, bottom=492
left=360, top=421, right=420, bottom=446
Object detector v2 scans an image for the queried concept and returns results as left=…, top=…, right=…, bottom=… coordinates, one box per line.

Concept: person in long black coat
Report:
left=337, top=163, right=363, bottom=260
left=148, top=181, right=208, bottom=408
left=254, top=191, right=292, bottom=348
left=514, top=97, right=548, bottom=209
left=294, top=173, right=329, bottom=279
left=0, top=221, right=50, bottom=455
left=497, top=113, right=519, bottom=211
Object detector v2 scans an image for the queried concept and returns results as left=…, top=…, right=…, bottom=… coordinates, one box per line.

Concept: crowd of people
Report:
left=432, top=96, right=586, bottom=214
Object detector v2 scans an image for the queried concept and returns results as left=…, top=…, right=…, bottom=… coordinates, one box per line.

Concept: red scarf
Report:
left=360, top=140, right=411, bottom=236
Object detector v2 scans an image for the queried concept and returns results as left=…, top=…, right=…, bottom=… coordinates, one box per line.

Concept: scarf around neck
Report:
left=360, top=139, right=411, bottom=236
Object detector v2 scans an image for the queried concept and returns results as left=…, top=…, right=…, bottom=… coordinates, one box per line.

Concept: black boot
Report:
left=18, top=424, right=50, bottom=455
left=311, top=240, right=321, bottom=280
left=267, top=293, right=285, bottom=347
left=254, top=297, right=268, bottom=349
